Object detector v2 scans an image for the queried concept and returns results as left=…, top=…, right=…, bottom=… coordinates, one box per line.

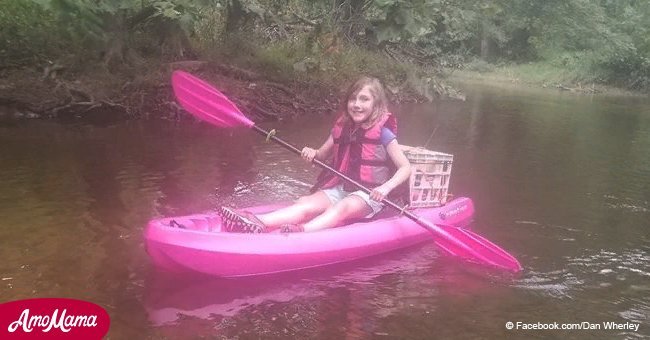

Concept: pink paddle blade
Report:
left=421, top=220, right=522, bottom=272
left=171, top=71, right=254, bottom=128
left=174, top=86, right=234, bottom=126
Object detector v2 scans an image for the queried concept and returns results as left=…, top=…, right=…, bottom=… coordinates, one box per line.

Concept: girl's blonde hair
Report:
left=339, top=76, right=389, bottom=129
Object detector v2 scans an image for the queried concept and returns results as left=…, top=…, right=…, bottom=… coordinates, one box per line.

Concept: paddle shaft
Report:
left=252, top=125, right=425, bottom=224
left=171, top=70, right=522, bottom=271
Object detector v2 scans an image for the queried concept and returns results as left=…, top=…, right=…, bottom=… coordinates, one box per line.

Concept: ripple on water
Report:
left=236, top=175, right=312, bottom=204
left=514, top=269, right=581, bottom=299
left=514, top=220, right=584, bottom=233
left=514, top=220, right=585, bottom=247
left=567, top=248, right=650, bottom=324
left=568, top=248, right=650, bottom=277
left=602, top=194, right=649, bottom=213
left=515, top=246, right=650, bottom=295
left=619, top=307, right=648, bottom=324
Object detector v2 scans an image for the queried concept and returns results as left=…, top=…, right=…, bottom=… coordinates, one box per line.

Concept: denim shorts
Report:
left=321, top=184, right=384, bottom=218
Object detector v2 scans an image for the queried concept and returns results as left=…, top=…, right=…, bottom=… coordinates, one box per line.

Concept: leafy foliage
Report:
left=0, top=0, right=62, bottom=67
left=2, top=0, right=649, bottom=90
left=367, top=0, right=438, bottom=43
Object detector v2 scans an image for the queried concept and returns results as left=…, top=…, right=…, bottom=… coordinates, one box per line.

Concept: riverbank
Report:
left=0, top=57, right=451, bottom=125
left=3, top=54, right=645, bottom=126
left=2, top=25, right=476, bottom=126
left=0, top=60, right=338, bottom=125
left=447, top=62, right=648, bottom=97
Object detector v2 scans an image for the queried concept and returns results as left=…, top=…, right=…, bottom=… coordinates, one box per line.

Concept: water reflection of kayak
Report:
left=144, top=197, right=474, bottom=277
left=143, top=243, right=502, bottom=328
left=143, top=245, right=440, bottom=326
left=143, top=269, right=324, bottom=326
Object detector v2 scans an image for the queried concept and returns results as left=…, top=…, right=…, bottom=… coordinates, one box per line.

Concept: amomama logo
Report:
left=0, top=298, right=110, bottom=339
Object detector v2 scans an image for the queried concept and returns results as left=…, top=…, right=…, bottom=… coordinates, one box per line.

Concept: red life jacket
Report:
left=317, top=112, right=398, bottom=191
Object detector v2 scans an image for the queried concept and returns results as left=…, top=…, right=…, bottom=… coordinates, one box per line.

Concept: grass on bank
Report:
left=456, top=60, right=592, bottom=86
left=449, top=59, right=647, bottom=96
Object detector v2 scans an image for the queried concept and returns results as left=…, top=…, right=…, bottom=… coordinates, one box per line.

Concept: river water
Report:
left=1, top=82, right=648, bottom=339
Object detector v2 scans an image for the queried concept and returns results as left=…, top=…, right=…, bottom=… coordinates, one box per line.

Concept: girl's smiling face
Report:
left=347, top=85, right=375, bottom=124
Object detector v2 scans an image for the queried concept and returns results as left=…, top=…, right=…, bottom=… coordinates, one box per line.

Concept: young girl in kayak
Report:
left=221, top=76, right=411, bottom=233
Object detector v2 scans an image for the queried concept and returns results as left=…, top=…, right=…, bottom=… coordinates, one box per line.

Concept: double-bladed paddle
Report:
left=171, top=70, right=522, bottom=273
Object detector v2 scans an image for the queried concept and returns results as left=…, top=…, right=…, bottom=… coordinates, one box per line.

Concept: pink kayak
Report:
left=144, top=197, right=475, bottom=277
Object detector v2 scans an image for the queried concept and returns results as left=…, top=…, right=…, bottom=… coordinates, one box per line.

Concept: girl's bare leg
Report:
left=303, top=195, right=372, bottom=232
left=257, top=191, right=332, bottom=228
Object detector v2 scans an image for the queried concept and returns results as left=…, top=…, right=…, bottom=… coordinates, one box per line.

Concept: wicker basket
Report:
left=402, top=146, right=453, bottom=208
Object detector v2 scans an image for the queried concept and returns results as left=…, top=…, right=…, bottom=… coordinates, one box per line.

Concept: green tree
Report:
left=24, top=0, right=219, bottom=69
